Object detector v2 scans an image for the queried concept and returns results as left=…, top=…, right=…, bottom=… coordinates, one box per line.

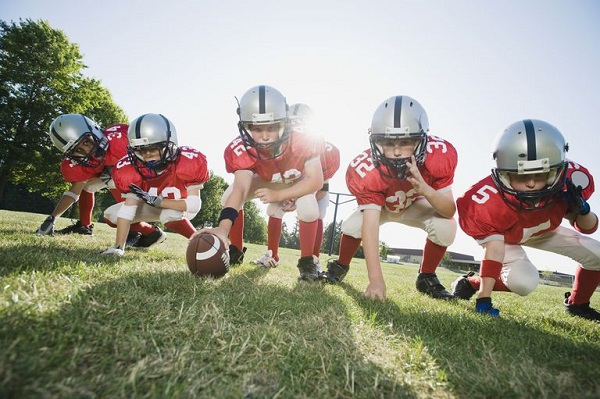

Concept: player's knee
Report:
left=103, top=204, right=119, bottom=224
left=160, top=209, right=185, bottom=223
left=296, top=195, right=319, bottom=222
left=267, top=203, right=285, bottom=218
left=427, top=218, right=457, bottom=247
left=504, top=261, right=539, bottom=296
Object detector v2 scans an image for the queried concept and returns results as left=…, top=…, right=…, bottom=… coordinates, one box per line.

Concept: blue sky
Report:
left=2, top=0, right=599, bottom=274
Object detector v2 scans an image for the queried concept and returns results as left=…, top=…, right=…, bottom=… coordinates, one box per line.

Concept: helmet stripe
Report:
left=134, top=114, right=146, bottom=139
left=524, top=119, right=537, bottom=160
left=393, top=96, right=403, bottom=128
left=159, top=114, right=171, bottom=139
left=50, top=126, right=68, bottom=145
left=259, top=85, right=266, bottom=114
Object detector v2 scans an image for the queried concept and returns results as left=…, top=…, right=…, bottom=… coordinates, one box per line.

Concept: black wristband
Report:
left=218, top=207, right=239, bottom=225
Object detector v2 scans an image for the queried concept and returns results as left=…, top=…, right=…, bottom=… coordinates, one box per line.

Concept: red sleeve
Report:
left=321, top=142, right=341, bottom=181
left=103, top=124, right=130, bottom=166
left=112, top=156, right=143, bottom=193
left=177, top=146, right=210, bottom=186
left=456, top=176, right=515, bottom=241
left=345, top=150, right=387, bottom=207
left=564, top=161, right=595, bottom=200
left=224, top=137, right=256, bottom=173
left=421, top=135, right=458, bottom=190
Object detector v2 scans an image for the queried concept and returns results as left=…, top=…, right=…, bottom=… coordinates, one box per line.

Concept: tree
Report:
left=191, top=172, right=227, bottom=228
left=379, top=241, right=389, bottom=260
left=0, top=19, right=127, bottom=204
left=242, top=200, right=267, bottom=244
left=322, top=220, right=342, bottom=256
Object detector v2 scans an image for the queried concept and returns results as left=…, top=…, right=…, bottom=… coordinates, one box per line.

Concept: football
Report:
left=186, top=233, right=229, bottom=278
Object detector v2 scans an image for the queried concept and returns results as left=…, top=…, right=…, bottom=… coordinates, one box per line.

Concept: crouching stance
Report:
left=455, top=119, right=600, bottom=321
left=103, top=113, right=209, bottom=256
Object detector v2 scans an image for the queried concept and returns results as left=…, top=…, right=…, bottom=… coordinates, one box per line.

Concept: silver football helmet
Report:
left=127, top=113, right=179, bottom=178
left=368, top=95, right=429, bottom=179
left=49, top=114, right=107, bottom=167
left=288, top=103, right=314, bottom=134
left=491, top=119, right=568, bottom=210
left=237, top=85, right=289, bottom=160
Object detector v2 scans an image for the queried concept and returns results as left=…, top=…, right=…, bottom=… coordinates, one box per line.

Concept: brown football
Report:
left=186, top=233, right=229, bottom=278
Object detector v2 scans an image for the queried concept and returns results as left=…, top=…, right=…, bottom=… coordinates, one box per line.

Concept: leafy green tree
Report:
left=242, top=201, right=267, bottom=244
left=322, top=220, right=342, bottom=256
left=0, top=19, right=126, bottom=204
left=379, top=241, right=389, bottom=260
left=191, top=172, right=227, bottom=228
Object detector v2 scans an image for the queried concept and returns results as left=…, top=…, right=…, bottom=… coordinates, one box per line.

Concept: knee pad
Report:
left=159, top=209, right=187, bottom=223
left=341, top=210, right=364, bottom=238
left=502, top=259, right=539, bottom=296
left=103, top=203, right=121, bottom=224
left=267, top=202, right=286, bottom=218
left=296, top=194, right=319, bottom=222
left=427, top=217, right=457, bottom=247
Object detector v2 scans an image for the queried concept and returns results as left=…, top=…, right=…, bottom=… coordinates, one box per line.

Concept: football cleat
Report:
left=320, top=259, right=349, bottom=284
left=475, top=297, right=500, bottom=317
left=229, top=245, right=247, bottom=265
left=55, top=220, right=94, bottom=235
left=297, top=256, right=320, bottom=282
left=125, top=231, right=142, bottom=248
left=416, top=273, right=456, bottom=300
left=451, top=271, right=477, bottom=300
left=251, top=250, right=279, bottom=268
left=135, top=227, right=167, bottom=248
left=564, top=292, right=600, bottom=322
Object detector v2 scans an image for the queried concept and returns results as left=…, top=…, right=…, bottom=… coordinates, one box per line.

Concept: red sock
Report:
left=229, top=209, right=244, bottom=249
left=267, top=217, right=282, bottom=261
left=338, top=234, right=361, bottom=266
left=569, top=265, right=600, bottom=304
left=110, top=189, right=123, bottom=202
left=78, top=191, right=94, bottom=226
left=419, top=239, right=446, bottom=274
left=129, top=222, right=157, bottom=235
left=313, top=219, right=324, bottom=257
left=299, top=220, right=318, bottom=258
left=165, top=219, right=196, bottom=238
left=466, top=275, right=510, bottom=292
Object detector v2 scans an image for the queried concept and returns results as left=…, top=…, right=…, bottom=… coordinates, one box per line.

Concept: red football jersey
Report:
left=59, top=124, right=130, bottom=183
left=346, top=135, right=457, bottom=213
left=457, top=161, right=595, bottom=244
left=321, top=142, right=341, bottom=181
left=112, top=146, right=210, bottom=200
left=224, top=132, right=323, bottom=184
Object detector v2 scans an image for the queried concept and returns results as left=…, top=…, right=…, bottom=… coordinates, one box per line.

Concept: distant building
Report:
left=386, top=247, right=480, bottom=271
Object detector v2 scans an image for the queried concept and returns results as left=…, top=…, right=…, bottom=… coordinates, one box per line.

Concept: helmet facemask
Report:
left=491, top=119, right=569, bottom=210
left=64, top=132, right=108, bottom=168
left=127, top=113, right=180, bottom=179
left=370, top=134, right=427, bottom=179
left=236, top=85, right=290, bottom=160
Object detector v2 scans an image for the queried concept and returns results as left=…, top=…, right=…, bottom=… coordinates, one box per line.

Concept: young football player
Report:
left=251, top=103, right=340, bottom=270
left=454, top=119, right=600, bottom=320
left=37, top=114, right=162, bottom=247
left=196, top=85, right=325, bottom=281
left=321, top=95, right=458, bottom=301
left=102, top=113, right=209, bottom=256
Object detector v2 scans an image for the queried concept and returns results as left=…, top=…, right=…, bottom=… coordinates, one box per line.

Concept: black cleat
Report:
left=320, top=259, right=349, bottom=284
left=564, top=292, right=600, bottom=322
left=55, top=220, right=94, bottom=235
left=451, top=271, right=477, bottom=300
left=229, top=245, right=247, bottom=265
left=416, top=273, right=456, bottom=300
left=125, top=231, right=142, bottom=248
left=136, top=228, right=167, bottom=248
left=297, top=256, right=320, bottom=282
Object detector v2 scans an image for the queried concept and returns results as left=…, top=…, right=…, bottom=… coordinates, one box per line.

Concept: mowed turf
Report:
left=1, top=209, right=599, bottom=398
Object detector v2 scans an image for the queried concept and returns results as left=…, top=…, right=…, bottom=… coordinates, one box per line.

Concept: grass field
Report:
left=1, top=209, right=599, bottom=398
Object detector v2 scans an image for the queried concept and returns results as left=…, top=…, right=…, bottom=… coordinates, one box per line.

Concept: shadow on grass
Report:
left=1, top=266, right=422, bottom=398
left=338, top=282, right=600, bottom=398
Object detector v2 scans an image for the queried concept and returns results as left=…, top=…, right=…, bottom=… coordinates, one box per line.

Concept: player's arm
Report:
left=36, top=181, right=86, bottom=235
left=102, top=196, right=139, bottom=256
left=361, top=208, right=386, bottom=301
left=255, top=157, right=324, bottom=204
left=405, top=156, right=456, bottom=218
left=478, top=239, right=505, bottom=298
left=195, top=170, right=253, bottom=247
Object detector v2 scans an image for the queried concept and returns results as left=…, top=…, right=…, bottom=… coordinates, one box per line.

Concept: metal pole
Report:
left=328, top=193, right=341, bottom=255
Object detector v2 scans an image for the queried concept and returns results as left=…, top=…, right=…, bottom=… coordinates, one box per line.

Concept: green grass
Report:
left=1, top=209, right=599, bottom=398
